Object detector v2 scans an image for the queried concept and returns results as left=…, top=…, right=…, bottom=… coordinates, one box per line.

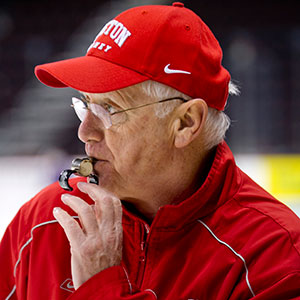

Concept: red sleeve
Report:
left=0, top=211, right=26, bottom=300
left=67, top=266, right=157, bottom=300
left=250, top=272, right=300, bottom=300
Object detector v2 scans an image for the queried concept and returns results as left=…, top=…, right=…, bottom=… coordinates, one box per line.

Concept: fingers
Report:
left=112, top=198, right=123, bottom=252
left=113, top=196, right=123, bottom=232
left=53, top=207, right=85, bottom=246
left=53, top=182, right=123, bottom=287
left=97, top=196, right=115, bottom=228
left=77, top=182, right=123, bottom=228
left=61, top=194, right=99, bottom=235
left=54, top=183, right=123, bottom=240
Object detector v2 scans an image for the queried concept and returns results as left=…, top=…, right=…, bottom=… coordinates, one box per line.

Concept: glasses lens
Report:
left=89, top=103, right=112, bottom=129
left=72, top=97, right=87, bottom=122
left=71, top=97, right=112, bottom=129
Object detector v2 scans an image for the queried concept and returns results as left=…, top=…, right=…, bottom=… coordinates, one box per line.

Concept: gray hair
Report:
left=138, top=80, right=239, bottom=150
left=82, top=80, right=239, bottom=151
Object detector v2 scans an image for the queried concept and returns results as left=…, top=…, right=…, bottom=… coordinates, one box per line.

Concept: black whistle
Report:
left=59, top=157, right=99, bottom=191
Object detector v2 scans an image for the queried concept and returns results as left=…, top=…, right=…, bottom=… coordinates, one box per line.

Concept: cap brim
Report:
left=34, top=55, right=149, bottom=93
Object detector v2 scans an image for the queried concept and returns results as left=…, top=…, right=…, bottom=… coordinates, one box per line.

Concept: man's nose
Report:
left=78, top=111, right=105, bottom=144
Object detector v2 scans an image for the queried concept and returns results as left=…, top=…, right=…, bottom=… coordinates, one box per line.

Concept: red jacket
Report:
left=1, top=142, right=300, bottom=299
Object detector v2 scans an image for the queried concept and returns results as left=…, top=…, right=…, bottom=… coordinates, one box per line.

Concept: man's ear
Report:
left=173, top=99, right=208, bottom=148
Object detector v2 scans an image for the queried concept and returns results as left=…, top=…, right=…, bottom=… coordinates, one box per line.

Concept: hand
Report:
left=53, top=182, right=123, bottom=289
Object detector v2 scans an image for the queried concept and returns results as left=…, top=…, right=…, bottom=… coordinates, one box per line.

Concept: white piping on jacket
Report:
left=122, top=266, right=133, bottom=294
left=145, top=289, right=158, bottom=299
left=5, top=216, right=152, bottom=299
left=6, top=217, right=79, bottom=300
left=198, top=220, right=255, bottom=297
left=4, top=285, right=16, bottom=300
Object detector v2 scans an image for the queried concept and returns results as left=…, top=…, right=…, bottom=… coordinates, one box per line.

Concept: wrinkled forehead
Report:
left=79, top=82, right=150, bottom=106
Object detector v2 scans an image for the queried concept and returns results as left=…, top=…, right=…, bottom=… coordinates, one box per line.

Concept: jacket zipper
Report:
left=136, top=222, right=150, bottom=288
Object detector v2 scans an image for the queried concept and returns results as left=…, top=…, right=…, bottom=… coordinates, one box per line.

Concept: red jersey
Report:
left=1, top=142, right=300, bottom=299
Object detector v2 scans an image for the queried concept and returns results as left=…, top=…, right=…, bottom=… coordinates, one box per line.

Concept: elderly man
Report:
left=1, top=3, right=300, bottom=300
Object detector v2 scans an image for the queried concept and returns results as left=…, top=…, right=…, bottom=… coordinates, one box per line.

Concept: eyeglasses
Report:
left=71, top=96, right=188, bottom=129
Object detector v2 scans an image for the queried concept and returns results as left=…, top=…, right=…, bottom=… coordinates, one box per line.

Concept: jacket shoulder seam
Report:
left=232, top=198, right=300, bottom=258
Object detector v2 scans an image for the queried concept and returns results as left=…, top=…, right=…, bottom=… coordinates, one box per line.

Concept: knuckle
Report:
left=113, top=197, right=121, bottom=205
left=102, top=196, right=113, bottom=204
left=81, top=205, right=92, bottom=215
left=65, top=218, right=76, bottom=228
left=80, top=240, right=101, bottom=256
left=81, top=245, right=94, bottom=257
left=113, top=198, right=122, bottom=211
left=89, top=191, right=99, bottom=201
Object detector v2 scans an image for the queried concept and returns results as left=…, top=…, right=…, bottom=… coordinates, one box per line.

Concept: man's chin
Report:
left=93, top=160, right=111, bottom=177
left=93, top=169, right=117, bottom=193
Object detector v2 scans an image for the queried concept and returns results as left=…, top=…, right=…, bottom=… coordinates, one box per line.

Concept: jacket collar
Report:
left=123, top=142, right=241, bottom=230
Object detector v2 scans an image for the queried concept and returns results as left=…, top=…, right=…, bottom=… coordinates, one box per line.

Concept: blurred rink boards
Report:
left=0, top=153, right=300, bottom=239
left=236, top=154, right=300, bottom=215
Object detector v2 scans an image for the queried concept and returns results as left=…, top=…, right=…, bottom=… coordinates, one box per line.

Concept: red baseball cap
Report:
left=35, top=2, right=230, bottom=110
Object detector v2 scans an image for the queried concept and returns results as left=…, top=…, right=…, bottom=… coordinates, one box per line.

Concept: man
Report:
left=1, top=2, right=300, bottom=299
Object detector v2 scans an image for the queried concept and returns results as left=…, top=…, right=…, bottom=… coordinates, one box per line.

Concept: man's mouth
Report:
left=90, top=158, right=109, bottom=175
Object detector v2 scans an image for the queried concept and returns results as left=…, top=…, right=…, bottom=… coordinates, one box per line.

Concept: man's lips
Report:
left=85, top=144, right=107, bottom=162
left=92, top=158, right=108, bottom=164
left=85, top=150, right=107, bottom=163
left=85, top=146, right=110, bottom=173
left=88, top=157, right=108, bottom=163
left=90, top=158, right=109, bottom=175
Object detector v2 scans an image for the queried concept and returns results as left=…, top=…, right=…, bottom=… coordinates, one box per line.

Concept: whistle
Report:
left=59, top=157, right=99, bottom=191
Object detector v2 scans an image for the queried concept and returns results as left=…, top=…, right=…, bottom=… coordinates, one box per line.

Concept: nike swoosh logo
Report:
left=164, top=64, right=191, bottom=75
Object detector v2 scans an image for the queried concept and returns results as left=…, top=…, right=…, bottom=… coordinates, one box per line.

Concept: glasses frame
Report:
left=109, top=96, right=188, bottom=116
left=71, top=96, right=188, bottom=128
